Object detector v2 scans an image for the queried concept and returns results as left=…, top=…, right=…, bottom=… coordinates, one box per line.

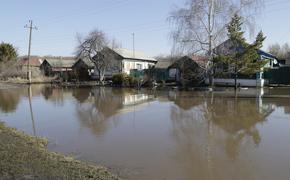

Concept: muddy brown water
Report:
left=1, top=85, right=290, bottom=180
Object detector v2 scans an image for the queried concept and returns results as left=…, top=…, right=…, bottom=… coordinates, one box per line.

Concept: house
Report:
left=72, top=58, right=95, bottom=80
left=192, top=55, right=209, bottom=69
left=40, top=58, right=77, bottom=77
left=168, top=56, right=206, bottom=86
left=113, top=48, right=157, bottom=74
left=212, top=39, right=279, bottom=87
left=147, top=56, right=206, bottom=86
left=17, top=56, right=44, bottom=76
left=91, top=48, right=157, bottom=79
left=149, top=57, right=177, bottom=82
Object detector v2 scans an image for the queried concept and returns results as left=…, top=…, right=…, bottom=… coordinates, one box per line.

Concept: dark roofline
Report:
left=257, top=49, right=278, bottom=60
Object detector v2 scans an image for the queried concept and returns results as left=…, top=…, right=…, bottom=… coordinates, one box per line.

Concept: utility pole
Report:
left=132, top=33, right=135, bottom=58
left=24, top=20, right=37, bottom=83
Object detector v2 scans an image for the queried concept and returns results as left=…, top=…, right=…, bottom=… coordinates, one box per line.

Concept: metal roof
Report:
left=155, top=59, right=176, bottom=69
left=112, top=48, right=157, bottom=62
left=44, top=59, right=77, bottom=68
left=17, top=57, right=43, bottom=67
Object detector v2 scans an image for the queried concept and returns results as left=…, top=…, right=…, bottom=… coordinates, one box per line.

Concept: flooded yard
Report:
left=1, top=85, right=290, bottom=180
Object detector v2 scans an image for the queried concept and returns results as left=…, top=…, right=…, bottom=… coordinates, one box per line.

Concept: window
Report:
left=136, top=63, right=142, bottom=70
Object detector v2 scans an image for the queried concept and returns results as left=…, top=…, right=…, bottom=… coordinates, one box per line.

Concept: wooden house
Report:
left=40, top=58, right=77, bottom=77
left=150, top=57, right=177, bottom=82
left=72, top=58, right=95, bottom=80
left=16, top=56, right=44, bottom=77
left=168, top=56, right=206, bottom=86
left=148, top=56, right=206, bottom=86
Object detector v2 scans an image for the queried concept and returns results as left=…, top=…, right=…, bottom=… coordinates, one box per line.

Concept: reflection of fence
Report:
left=264, top=66, right=290, bottom=85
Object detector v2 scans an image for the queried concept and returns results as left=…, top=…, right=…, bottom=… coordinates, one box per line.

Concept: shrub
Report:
left=112, top=73, right=137, bottom=87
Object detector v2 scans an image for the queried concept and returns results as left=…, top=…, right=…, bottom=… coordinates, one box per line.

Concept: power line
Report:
left=24, top=20, right=38, bottom=83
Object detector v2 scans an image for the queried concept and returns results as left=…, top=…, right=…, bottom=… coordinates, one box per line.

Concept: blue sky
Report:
left=1, top=0, right=290, bottom=57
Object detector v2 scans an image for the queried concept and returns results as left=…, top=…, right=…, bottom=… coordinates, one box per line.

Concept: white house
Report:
left=92, top=48, right=157, bottom=79
left=113, top=48, right=157, bottom=74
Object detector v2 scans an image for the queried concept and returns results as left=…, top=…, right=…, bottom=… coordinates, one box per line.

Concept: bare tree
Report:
left=76, top=29, right=117, bottom=83
left=169, top=0, right=264, bottom=86
left=111, top=37, right=122, bottom=50
left=268, top=43, right=290, bottom=60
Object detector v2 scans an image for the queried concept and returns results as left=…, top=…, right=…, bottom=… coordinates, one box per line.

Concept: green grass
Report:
left=0, top=122, right=120, bottom=180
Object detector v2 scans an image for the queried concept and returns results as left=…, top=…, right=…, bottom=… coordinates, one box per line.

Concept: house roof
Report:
left=74, top=58, right=94, bottom=68
left=257, top=50, right=277, bottom=60
left=112, top=48, right=157, bottom=62
left=169, top=56, right=200, bottom=68
left=213, top=39, right=244, bottom=55
left=17, top=56, right=43, bottom=67
left=155, top=59, right=176, bottom=69
left=44, top=58, right=77, bottom=68
left=214, top=39, right=278, bottom=60
left=192, top=55, right=209, bottom=68
left=81, top=58, right=94, bottom=67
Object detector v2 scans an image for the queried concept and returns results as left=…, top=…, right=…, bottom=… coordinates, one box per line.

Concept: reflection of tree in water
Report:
left=72, top=88, right=91, bottom=103
left=0, top=85, right=48, bottom=113
left=170, top=98, right=210, bottom=179
left=41, top=86, right=53, bottom=100
left=76, top=87, right=130, bottom=136
left=204, top=97, right=273, bottom=160
left=168, top=91, right=206, bottom=110
left=169, top=95, right=274, bottom=179
left=0, top=89, right=21, bottom=113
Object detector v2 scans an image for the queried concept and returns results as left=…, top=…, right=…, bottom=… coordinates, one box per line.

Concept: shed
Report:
left=40, top=58, right=77, bottom=77
left=147, top=58, right=177, bottom=82
left=168, top=56, right=206, bottom=86
left=72, top=59, right=95, bottom=80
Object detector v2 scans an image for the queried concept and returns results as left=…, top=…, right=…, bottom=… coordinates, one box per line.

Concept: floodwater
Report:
left=1, top=85, right=290, bottom=180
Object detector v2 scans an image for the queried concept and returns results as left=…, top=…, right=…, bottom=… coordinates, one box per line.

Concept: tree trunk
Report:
left=234, top=58, right=238, bottom=90
left=208, top=0, right=214, bottom=88
left=98, top=71, right=103, bottom=84
left=234, top=73, right=238, bottom=90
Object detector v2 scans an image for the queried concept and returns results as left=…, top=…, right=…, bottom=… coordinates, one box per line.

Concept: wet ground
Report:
left=1, top=85, right=290, bottom=180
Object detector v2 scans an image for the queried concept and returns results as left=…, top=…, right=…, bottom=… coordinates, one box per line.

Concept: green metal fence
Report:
left=130, top=69, right=144, bottom=78
left=264, top=66, right=290, bottom=85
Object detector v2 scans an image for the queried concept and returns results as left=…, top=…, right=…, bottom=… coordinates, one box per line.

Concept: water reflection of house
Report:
left=122, top=94, right=153, bottom=106
left=168, top=91, right=277, bottom=179
left=75, top=88, right=154, bottom=136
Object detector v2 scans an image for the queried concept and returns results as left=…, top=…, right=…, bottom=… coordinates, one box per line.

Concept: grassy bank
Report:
left=1, top=77, right=54, bottom=84
left=0, top=122, right=120, bottom=180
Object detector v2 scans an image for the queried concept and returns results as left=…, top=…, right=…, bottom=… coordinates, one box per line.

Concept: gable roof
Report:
left=214, top=39, right=245, bottom=56
left=112, top=48, right=157, bottom=62
left=44, top=58, right=77, bottom=68
left=74, top=58, right=95, bottom=68
left=169, top=56, right=200, bottom=69
left=257, top=49, right=277, bottom=60
left=214, top=39, right=278, bottom=60
left=17, top=56, right=43, bottom=67
left=192, top=55, right=209, bottom=68
left=155, top=59, right=176, bottom=69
